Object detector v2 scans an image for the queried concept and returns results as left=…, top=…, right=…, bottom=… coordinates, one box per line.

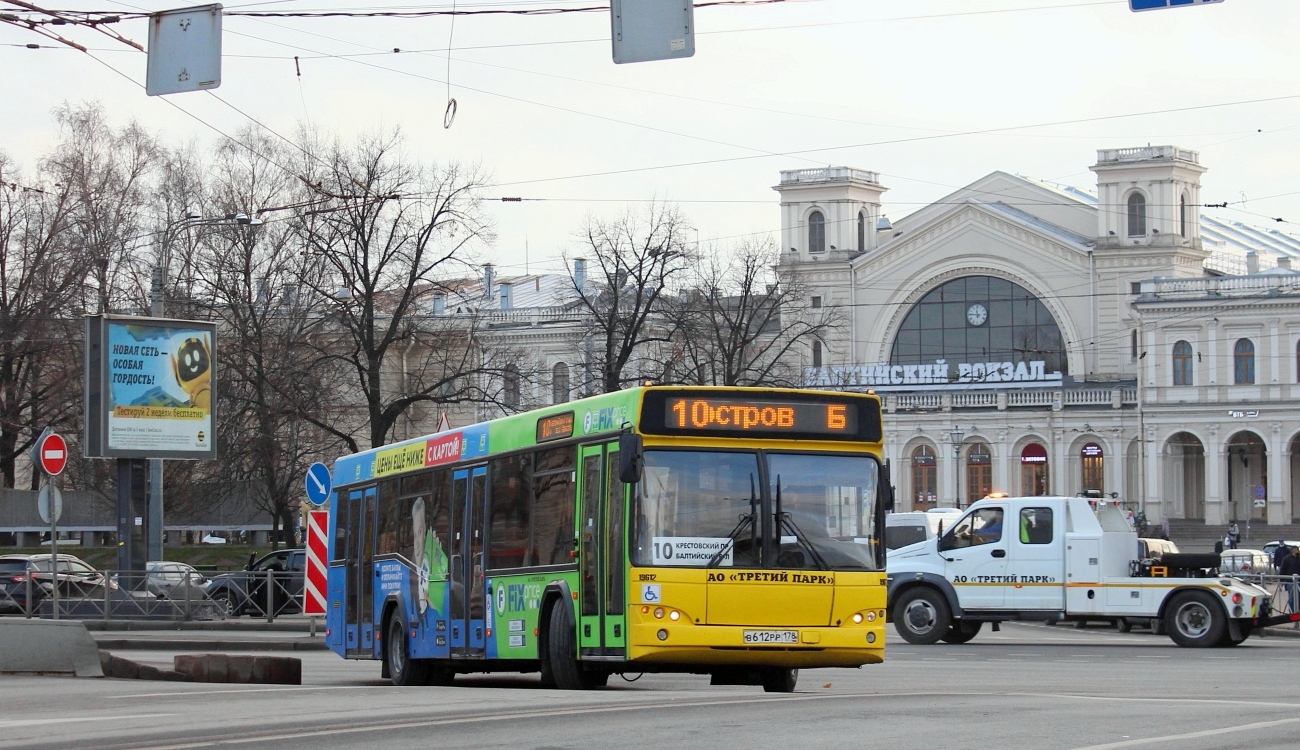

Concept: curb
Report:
left=82, top=619, right=319, bottom=633
left=91, top=637, right=327, bottom=651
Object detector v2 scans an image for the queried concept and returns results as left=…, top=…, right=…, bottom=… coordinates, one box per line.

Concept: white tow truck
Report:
left=887, top=495, right=1289, bottom=648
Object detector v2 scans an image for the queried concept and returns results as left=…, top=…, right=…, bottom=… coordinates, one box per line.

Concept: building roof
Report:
left=1013, top=175, right=1300, bottom=276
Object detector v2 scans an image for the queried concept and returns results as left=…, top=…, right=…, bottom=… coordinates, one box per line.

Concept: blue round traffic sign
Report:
left=305, top=462, right=332, bottom=506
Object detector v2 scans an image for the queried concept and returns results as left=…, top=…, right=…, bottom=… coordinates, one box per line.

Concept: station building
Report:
left=780, top=147, right=1300, bottom=527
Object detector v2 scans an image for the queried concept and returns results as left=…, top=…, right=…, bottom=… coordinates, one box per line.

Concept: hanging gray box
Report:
left=611, top=0, right=694, bottom=65
left=146, top=4, right=222, bottom=96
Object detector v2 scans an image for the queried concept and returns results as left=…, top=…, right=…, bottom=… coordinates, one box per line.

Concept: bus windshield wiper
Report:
left=774, top=476, right=829, bottom=571
left=707, top=474, right=759, bottom=569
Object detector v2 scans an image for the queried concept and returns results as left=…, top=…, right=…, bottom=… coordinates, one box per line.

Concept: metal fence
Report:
left=1231, top=573, right=1300, bottom=625
left=0, top=569, right=304, bottom=623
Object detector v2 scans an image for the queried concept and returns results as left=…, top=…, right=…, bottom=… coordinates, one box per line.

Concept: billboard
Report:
left=84, top=315, right=217, bottom=459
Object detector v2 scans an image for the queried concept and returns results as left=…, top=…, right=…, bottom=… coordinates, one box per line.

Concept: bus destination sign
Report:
left=664, top=397, right=857, bottom=436
left=536, top=411, right=575, bottom=442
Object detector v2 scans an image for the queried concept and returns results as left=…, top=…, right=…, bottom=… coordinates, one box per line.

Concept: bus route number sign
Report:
left=664, top=397, right=857, bottom=436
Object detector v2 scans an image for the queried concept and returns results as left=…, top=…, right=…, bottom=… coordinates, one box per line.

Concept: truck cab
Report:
left=887, top=496, right=1273, bottom=648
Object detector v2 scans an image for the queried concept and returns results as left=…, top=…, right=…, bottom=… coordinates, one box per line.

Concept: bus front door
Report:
left=344, top=486, right=377, bottom=658
left=577, top=444, right=627, bottom=655
left=450, top=466, right=487, bottom=658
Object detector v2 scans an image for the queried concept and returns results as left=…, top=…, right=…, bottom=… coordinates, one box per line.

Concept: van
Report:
left=885, top=512, right=931, bottom=551
left=925, top=508, right=963, bottom=537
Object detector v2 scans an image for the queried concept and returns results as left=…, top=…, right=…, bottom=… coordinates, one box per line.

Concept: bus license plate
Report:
left=743, top=630, right=798, bottom=644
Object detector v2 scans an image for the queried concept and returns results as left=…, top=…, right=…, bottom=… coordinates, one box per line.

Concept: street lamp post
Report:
left=146, top=212, right=261, bottom=562
left=950, top=426, right=965, bottom=510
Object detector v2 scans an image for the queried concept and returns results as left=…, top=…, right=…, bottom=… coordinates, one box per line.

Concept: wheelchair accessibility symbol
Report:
left=641, top=584, right=661, bottom=604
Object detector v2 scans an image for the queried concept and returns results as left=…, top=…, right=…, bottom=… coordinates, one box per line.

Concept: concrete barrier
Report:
left=0, top=619, right=104, bottom=677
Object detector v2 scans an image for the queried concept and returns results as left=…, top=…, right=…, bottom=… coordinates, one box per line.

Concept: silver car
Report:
left=144, top=561, right=208, bottom=598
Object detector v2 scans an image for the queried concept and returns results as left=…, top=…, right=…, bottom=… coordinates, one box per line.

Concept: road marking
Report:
left=111, top=685, right=397, bottom=699
left=1070, top=717, right=1300, bottom=749
left=1018, top=693, right=1300, bottom=709
left=111, top=692, right=991, bottom=749
left=0, top=713, right=174, bottom=728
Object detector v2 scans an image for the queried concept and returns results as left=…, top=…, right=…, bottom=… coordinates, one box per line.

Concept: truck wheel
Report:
left=761, top=668, right=799, bottom=693
left=894, top=588, right=951, bottom=645
left=940, top=620, right=982, bottom=644
left=387, top=616, right=431, bottom=686
left=1116, top=618, right=1132, bottom=633
left=545, top=602, right=605, bottom=690
left=1165, top=591, right=1227, bottom=648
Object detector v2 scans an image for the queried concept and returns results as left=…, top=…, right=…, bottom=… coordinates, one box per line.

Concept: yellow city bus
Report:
left=326, top=386, right=892, bottom=692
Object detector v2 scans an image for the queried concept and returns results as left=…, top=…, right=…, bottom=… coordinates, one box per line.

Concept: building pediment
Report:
left=852, top=200, right=1092, bottom=283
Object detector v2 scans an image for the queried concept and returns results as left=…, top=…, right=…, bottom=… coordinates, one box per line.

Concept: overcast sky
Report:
left=4, top=0, right=1298, bottom=276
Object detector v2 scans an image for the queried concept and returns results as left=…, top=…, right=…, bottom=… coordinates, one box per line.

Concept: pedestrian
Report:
left=1274, top=539, right=1290, bottom=571
left=1228, top=521, right=1240, bottom=549
left=1160, top=517, right=1170, bottom=540
left=1280, top=546, right=1300, bottom=614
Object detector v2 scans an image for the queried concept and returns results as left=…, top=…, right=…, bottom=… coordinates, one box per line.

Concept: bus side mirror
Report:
left=881, top=460, right=895, bottom=513
left=619, top=432, right=643, bottom=484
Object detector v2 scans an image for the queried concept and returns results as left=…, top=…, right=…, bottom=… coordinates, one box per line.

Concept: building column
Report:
left=1112, top=432, right=1126, bottom=502
left=1268, top=422, right=1285, bottom=526
left=1052, top=429, right=1067, bottom=496
left=1144, top=425, right=1162, bottom=522
left=1207, top=426, right=1225, bottom=525
left=993, top=430, right=1008, bottom=495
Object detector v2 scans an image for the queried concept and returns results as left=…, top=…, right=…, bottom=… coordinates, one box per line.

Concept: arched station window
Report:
left=1233, top=339, right=1255, bottom=385
left=1172, top=340, right=1193, bottom=386
left=1127, top=192, right=1147, bottom=237
left=808, top=210, right=825, bottom=253
left=552, top=362, right=570, bottom=404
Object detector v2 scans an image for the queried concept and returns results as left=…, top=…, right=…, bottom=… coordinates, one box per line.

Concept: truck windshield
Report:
left=631, top=450, right=880, bottom=570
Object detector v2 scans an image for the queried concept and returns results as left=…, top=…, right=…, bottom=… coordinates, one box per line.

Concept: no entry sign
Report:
left=38, top=432, right=67, bottom=476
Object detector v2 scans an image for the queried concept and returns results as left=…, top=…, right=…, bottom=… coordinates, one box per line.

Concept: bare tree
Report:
left=294, top=130, right=497, bottom=451
left=41, top=102, right=159, bottom=315
left=666, top=238, right=840, bottom=387
left=181, top=128, right=341, bottom=547
left=0, top=153, right=86, bottom=487
left=564, top=203, right=694, bottom=394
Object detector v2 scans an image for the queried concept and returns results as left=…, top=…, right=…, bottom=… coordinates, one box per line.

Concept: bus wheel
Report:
left=894, top=588, right=951, bottom=645
left=761, top=668, right=798, bottom=693
left=546, top=602, right=605, bottom=690
left=1165, top=591, right=1226, bottom=648
left=387, top=616, right=431, bottom=686
left=940, top=620, right=982, bottom=644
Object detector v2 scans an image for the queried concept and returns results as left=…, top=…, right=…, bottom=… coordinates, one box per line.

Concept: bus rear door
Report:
left=577, top=443, right=627, bottom=655
left=450, top=466, right=488, bottom=658
left=343, top=486, right=377, bottom=658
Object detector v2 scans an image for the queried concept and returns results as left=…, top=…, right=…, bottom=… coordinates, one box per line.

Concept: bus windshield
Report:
left=632, top=450, right=880, bottom=571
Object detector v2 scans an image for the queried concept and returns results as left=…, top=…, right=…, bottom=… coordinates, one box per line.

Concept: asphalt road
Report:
left=5, top=622, right=1300, bottom=750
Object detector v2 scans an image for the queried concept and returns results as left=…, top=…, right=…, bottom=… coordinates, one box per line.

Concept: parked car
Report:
left=111, top=561, right=210, bottom=599
left=1220, top=549, right=1272, bottom=574
left=0, top=553, right=113, bottom=613
left=203, top=549, right=305, bottom=617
